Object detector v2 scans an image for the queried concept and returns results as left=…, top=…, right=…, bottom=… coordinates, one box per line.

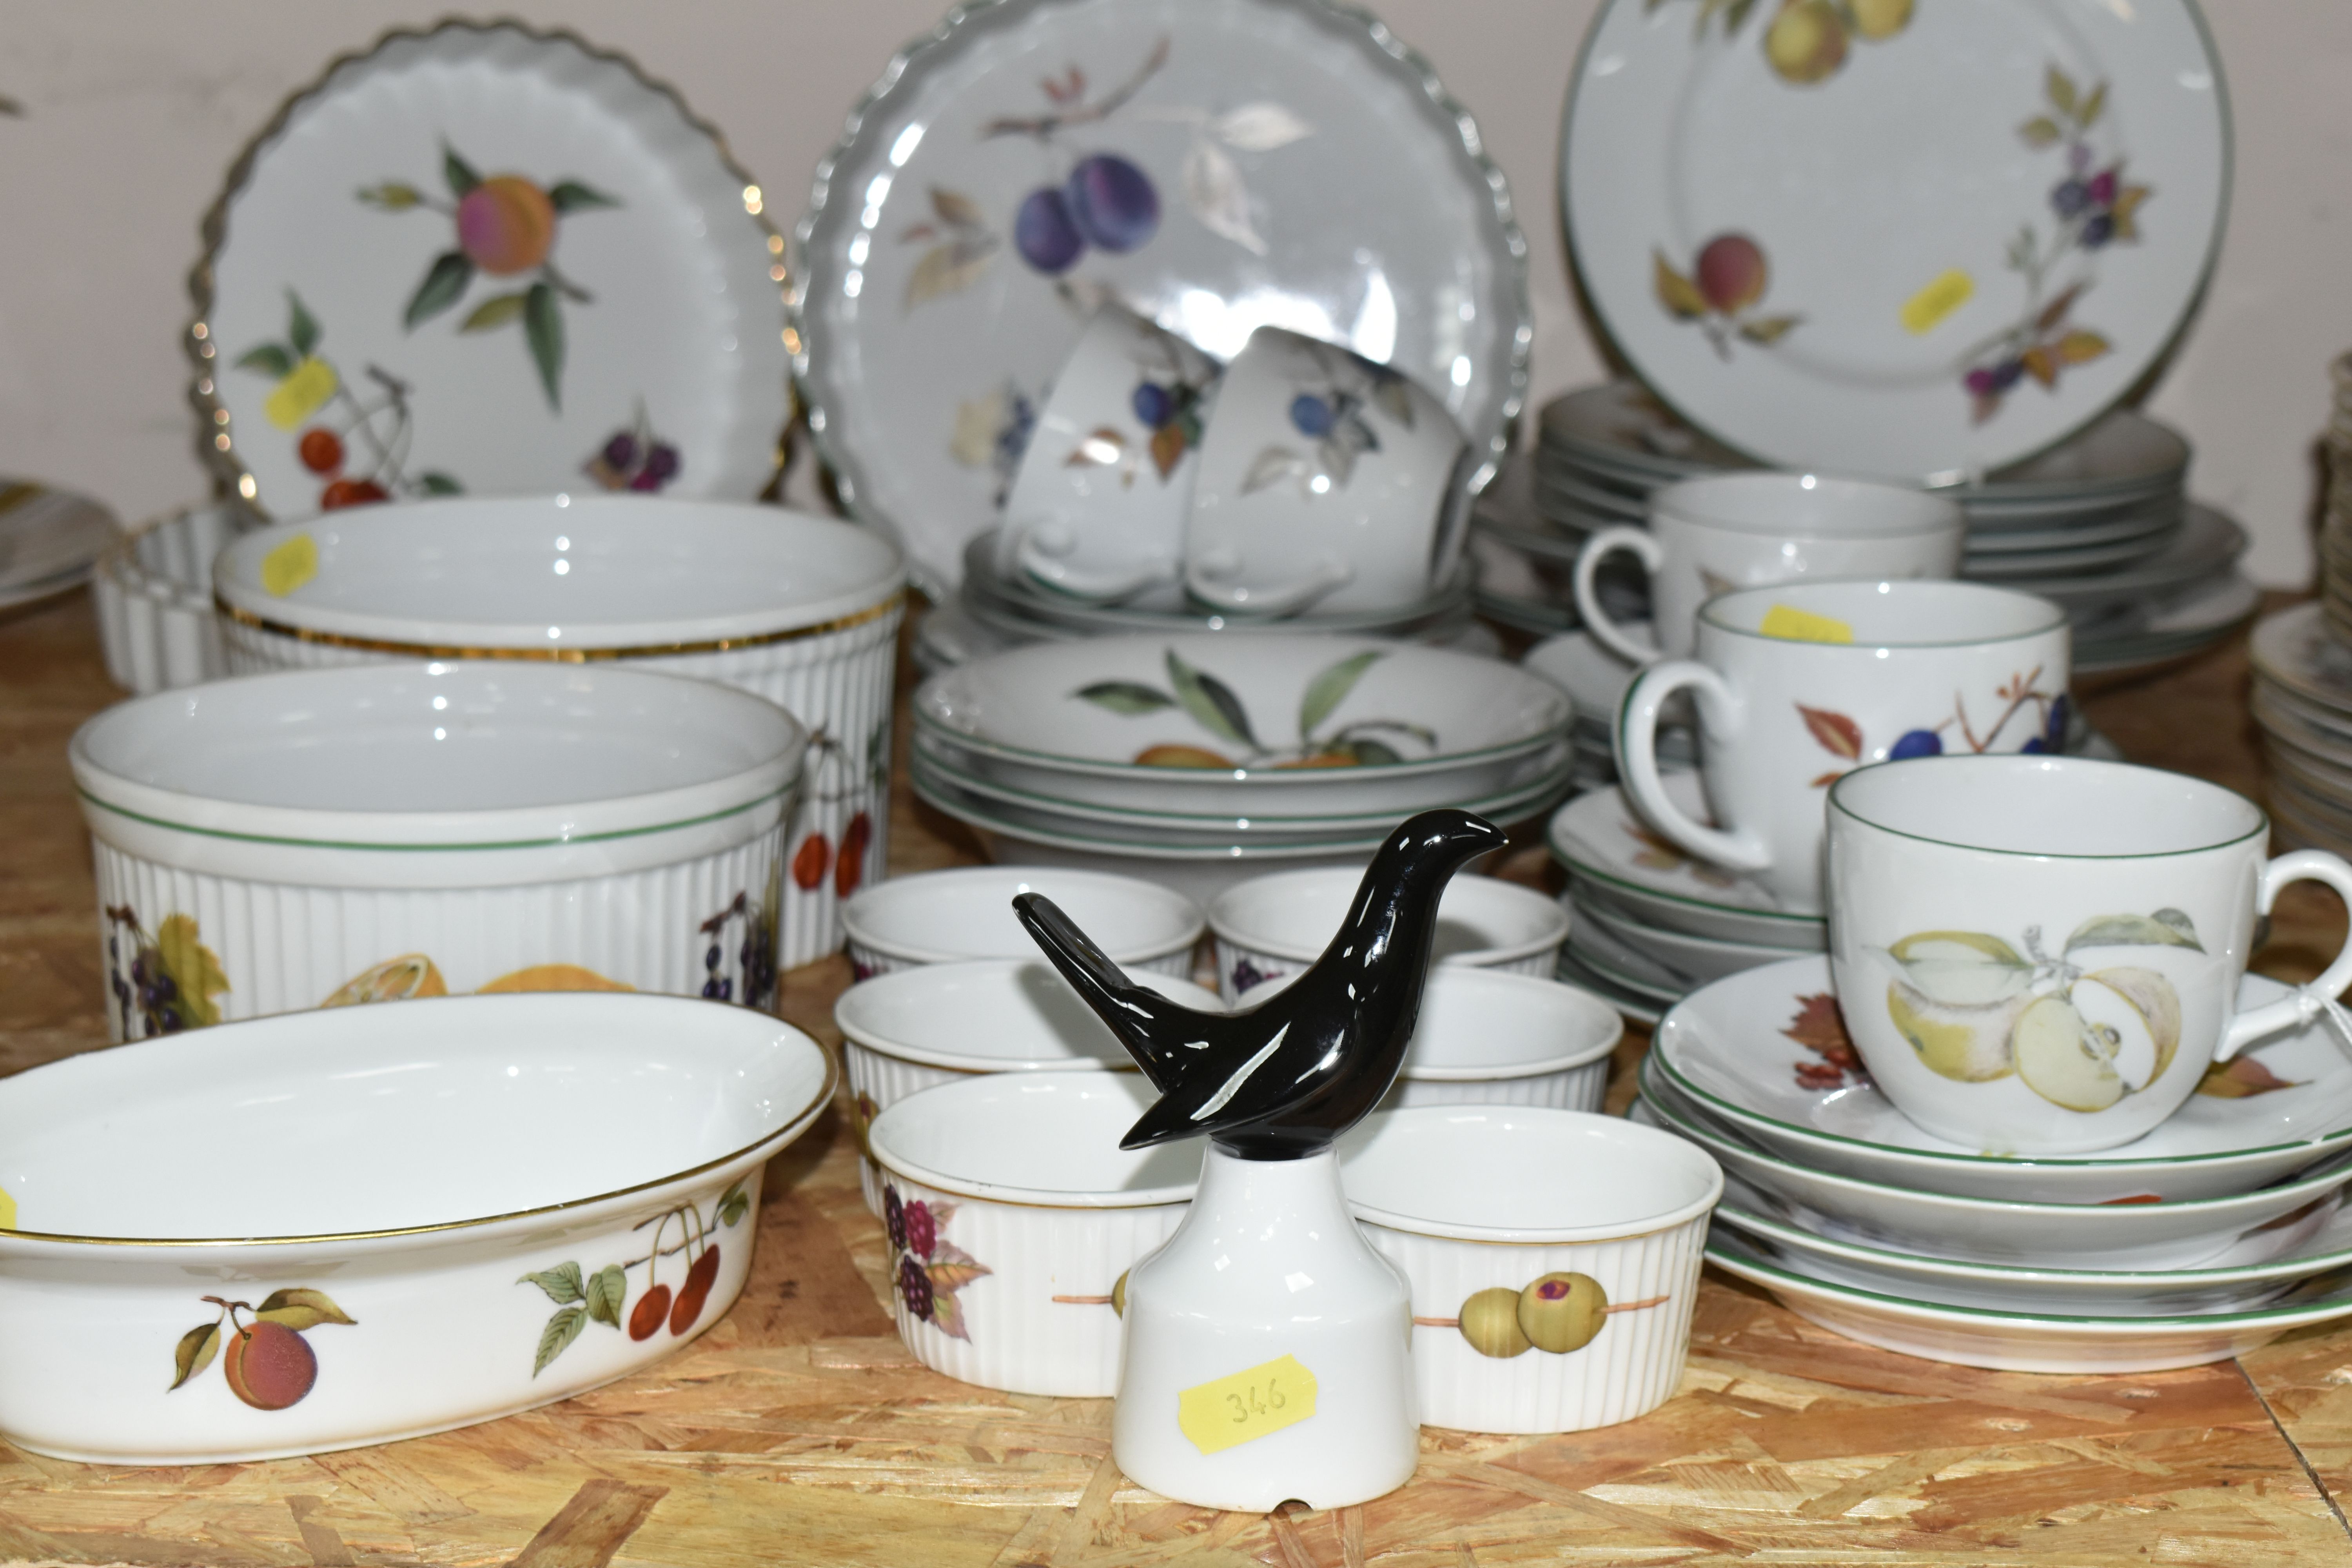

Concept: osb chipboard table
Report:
left=5, top=587, right=2352, bottom=1568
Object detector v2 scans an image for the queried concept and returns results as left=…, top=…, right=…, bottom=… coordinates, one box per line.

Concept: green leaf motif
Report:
left=534, top=1305, right=586, bottom=1377
left=1298, top=651, right=1383, bottom=739
left=1074, top=681, right=1176, bottom=716
left=356, top=181, right=423, bottom=210
left=418, top=472, right=463, bottom=495
left=519, top=1261, right=584, bottom=1305
left=584, top=1264, right=628, bottom=1328
left=2077, top=81, right=2107, bottom=130
left=2065, top=911, right=2205, bottom=955
left=255, top=1287, right=356, bottom=1330
left=2045, top=65, right=2078, bottom=118
left=1165, top=650, right=1256, bottom=751
left=524, top=280, right=564, bottom=409
left=170, top=1321, right=220, bottom=1391
left=718, top=1182, right=750, bottom=1229
left=2019, top=116, right=2064, bottom=149
left=405, top=251, right=474, bottom=330
left=461, top=292, right=530, bottom=333
left=1878, top=932, right=2035, bottom=1008
left=443, top=145, right=481, bottom=199
left=236, top=344, right=294, bottom=378
left=548, top=180, right=620, bottom=213
left=286, top=292, right=320, bottom=359
left=1369, top=377, right=1414, bottom=429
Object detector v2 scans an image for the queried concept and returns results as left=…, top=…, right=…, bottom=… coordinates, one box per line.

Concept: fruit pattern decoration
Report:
left=1795, top=668, right=2068, bottom=788
left=1241, top=342, right=1419, bottom=498
left=789, top=717, right=892, bottom=900
left=1075, top=648, right=1436, bottom=771
left=1418, top=1273, right=1671, bottom=1360
left=233, top=290, right=461, bottom=511
left=521, top=1180, right=750, bottom=1376
left=1063, top=329, right=1216, bottom=486
left=103, top=906, right=229, bottom=1039
left=697, top=861, right=784, bottom=1009
left=583, top=403, right=682, bottom=493
left=883, top=1183, right=992, bottom=1341
left=170, top=1289, right=355, bottom=1411
left=358, top=144, right=619, bottom=410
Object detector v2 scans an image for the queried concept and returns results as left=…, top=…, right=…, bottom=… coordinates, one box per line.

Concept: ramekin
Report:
left=1388, top=968, right=1621, bottom=1112
left=1210, top=867, right=1570, bottom=1002
left=842, top=865, right=1203, bottom=980
left=92, top=503, right=258, bottom=694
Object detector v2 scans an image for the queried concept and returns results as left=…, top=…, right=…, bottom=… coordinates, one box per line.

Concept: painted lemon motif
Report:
left=321, top=954, right=447, bottom=1007
left=477, top=965, right=634, bottom=995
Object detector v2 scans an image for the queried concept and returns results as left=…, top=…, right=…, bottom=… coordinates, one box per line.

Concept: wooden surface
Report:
left=6, top=588, right=2352, bottom=1566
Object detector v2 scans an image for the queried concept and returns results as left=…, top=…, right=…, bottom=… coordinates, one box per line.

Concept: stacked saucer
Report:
left=0, top=480, right=116, bottom=615
left=1637, top=958, right=2352, bottom=1372
left=913, top=633, right=1575, bottom=902
left=2250, top=603, right=2352, bottom=855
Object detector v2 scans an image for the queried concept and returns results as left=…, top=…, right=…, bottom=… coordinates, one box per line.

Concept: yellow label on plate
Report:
left=0, top=1185, right=14, bottom=1230
left=1901, top=270, right=1975, bottom=336
left=1759, top=604, right=1853, bottom=644
left=261, top=533, right=318, bottom=597
left=1176, top=1354, right=1317, bottom=1455
left=264, top=357, right=338, bottom=430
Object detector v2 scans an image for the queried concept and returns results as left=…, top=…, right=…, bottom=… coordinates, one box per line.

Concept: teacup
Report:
left=997, top=303, right=1220, bottom=604
left=1827, top=755, right=2352, bottom=1155
left=1185, top=327, right=1468, bottom=616
left=1618, top=579, right=2071, bottom=911
left=1572, top=473, right=1964, bottom=664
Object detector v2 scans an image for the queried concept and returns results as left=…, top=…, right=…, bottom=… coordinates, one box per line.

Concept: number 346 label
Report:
left=1176, top=1354, right=1318, bottom=1455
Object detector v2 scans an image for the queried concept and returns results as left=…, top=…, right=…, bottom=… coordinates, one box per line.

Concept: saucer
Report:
left=1546, top=778, right=1828, bottom=948
left=1553, top=948, right=1663, bottom=1026
left=1652, top=957, right=2352, bottom=1203
left=1634, top=1070, right=2352, bottom=1271
left=1574, top=893, right=1792, bottom=985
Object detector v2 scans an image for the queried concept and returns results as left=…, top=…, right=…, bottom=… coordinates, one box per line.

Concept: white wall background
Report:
left=0, top=1, right=2346, bottom=585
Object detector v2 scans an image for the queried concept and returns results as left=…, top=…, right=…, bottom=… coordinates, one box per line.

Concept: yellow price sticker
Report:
left=261, top=534, right=319, bottom=598
left=1176, top=1354, right=1318, bottom=1455
left=264, top=357, right=339, bottom=430
left=1901, top=270, right=1975, bottom=336
left=1759, top=604, right=1853, bottom=644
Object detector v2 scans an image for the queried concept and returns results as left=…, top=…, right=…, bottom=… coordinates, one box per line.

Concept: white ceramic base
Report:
left=1113, top=1146, right=1417, bottom=1511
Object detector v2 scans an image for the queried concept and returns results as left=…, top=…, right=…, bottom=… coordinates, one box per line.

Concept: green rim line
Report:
left=76, top=784, right=788, bottom=853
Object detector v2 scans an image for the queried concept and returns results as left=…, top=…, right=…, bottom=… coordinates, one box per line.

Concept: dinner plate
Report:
left=1637, top=1073, right=2352, bottom=1271
left=0, top=481, right=116, bottom=597
left=1960, top=521, right=2181, bottom=580
left=1653, top=957, right=2352, bottom=1203
left=2252, top=602, right=2352, bottom=718
left=792, top=0, right=1530, bottom=595
left=1546, top=777, right=1830, bottom=946
left=1564, top=912, right=1695, bottom=1003
left=2009, top=505, right=2247, bottom=614
left=193, top=20, right=789, bottom=521
left=1561, top=0, right=2228, bottom=481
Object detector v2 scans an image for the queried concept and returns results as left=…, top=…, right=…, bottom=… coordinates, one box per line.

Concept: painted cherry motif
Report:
left=519, top=1180, right=753, bottom=1377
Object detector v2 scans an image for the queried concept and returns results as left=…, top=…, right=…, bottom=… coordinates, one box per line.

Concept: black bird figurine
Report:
left=1014, top=809, right=1508, bottom=1160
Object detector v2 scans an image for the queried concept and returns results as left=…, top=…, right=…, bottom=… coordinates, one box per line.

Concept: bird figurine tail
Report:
left=1013, top=891, right=1226, bottom=1094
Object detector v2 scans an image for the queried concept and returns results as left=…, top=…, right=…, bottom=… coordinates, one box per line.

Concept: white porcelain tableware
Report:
left=1338, top=1107, right=1720, bottom=1434
left=844, top=866, right=1202, bottom=980
left=1622, top=579, right=2071, bottom=911
left=1560, top=0, right=2229, bottom=481
left=791, top=0, right=1528, bottom=596
left=92, top=504, right=258, bottom=694
left=1209, top=866, right=1568, bottom=1000
left=1635, top=1074, right=2352, bottom=1271
left=1573, top=894, right=1791, bottom=985
left=0, top=991, right=832, bottom=1464
left=213, top=496, right=905, bottom=966
left=1574, top=474, right=1964, bottom=664
left=1828, top=755, right=2352, bottom=1154
left=1655, top=957, right=2352, bottom=1204
left=1546, top=778, right=1829, bottom=947
left=833, top=958, right=1225, bottom=1209
left=1185, top=327, right=1469, bottom=616
left=71, top=662, right=804, bottom=1039
left=997, top=304, right=1221, bottom=603
left=865, top=1073, right=1196, bottom=1397
left=194, top=20, right=789, bottom=519
left=0, top=479, right=116, bottom=608
left=1382, top=971, right=1619, bottom=1112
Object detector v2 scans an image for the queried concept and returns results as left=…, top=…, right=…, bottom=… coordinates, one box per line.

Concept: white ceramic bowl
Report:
left=1210, top=867, right=1570, bottom=1001
left=0, top=992, right=833, bottom=1463
left=1338, top=1107, right=1721, bottom=1434
left=212, top=496, right=906, bottom=967
left=915, top=633, right=1570, bottom=815
left=71, top=662, right=806, bottom=1039
left=866, top=1073, right=1197, bottom=1397
left=834, top=959, right=1226, bottom=1210
left=843, top=866, right=1203, bottom=980
left=1387, top=970, right=1621, bottom=1113
left=92, top=503, right=257, bottom=694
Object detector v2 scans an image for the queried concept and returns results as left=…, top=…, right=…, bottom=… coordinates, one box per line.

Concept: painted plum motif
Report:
left=1243, top=342, right=1416, bottom=497
left=1876, top=911, right=2204, bottom=1111
left=521, top=1180, right=749, bottom=1376
left=1413, top=1273, right=1669, bottom=1359
left=1797, top=669, right=2066, bottom=788
left=1655, top=234, right=1800, bottom=357
left=1230, top=954, right=1286, bottom=997
left=884, top=1183, right=992, bottom=1341
left=948, top=379, right=1040, bottom=506
left=105, top=907, right=228, bottom=1038
left=234, top=291, right=461, bottom=509
left=359, top=145, right=620, bottom=408
left=170, top=1289, right=355, bottom=1409
left=699, top=859, right=782, bottom=1010
left=1075, top=648, right=1434, bottom=769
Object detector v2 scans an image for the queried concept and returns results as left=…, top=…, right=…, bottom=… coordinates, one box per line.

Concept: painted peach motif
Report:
left=457, top=175, right=558, bottom=275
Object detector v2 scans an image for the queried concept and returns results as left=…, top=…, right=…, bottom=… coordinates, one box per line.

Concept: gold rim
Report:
left=215, top=590, right=901, bottom=661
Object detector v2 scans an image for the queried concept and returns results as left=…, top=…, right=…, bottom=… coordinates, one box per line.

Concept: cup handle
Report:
left=1184, top=552, right=1353, bottom=616
left=2216, top=849, right=2352, bottom=1060
left=1614, top=659, right=1771, bottom=873
left=1011, top=524, right=1174, bottom=604
left=1572, top=526, right=1664, bottom=664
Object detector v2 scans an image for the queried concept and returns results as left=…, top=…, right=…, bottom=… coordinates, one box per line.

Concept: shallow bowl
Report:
left=71, top=661, right=806, bottom=1036
left=1338, top=1107, right=1720, bottom=1434
left=0, top=992, right=833, bottom=1463
left=843, top=866, right=1203, bottom=980
left=866, top=1073, right=1197, bottom=1397
left=1209, top=867, right=1570, bottom=1002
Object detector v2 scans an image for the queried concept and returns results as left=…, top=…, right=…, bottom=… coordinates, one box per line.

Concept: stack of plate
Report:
left=0, top=481, right=115, bottom=616
left=912, top=633, right=1575, bottom=902
left=2250, top=603, right=2352, bottom=856
left=1634, top=958, right=2352, bottom=1372
left=1518, top=626, right=1690, bottom=795
left=2321, top=351, right=2352, bottom=643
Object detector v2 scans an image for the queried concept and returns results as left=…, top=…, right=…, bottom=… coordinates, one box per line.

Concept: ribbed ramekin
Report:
left=93, top=504, right=259, bottom=694
left=843, top=865, right=1202, bottom=980
left=1210, top=866, right=1570, bottom=1002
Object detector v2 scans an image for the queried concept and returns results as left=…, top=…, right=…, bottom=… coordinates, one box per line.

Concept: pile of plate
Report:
left=0, top=481, right=115, bottom=617
left=1633, top=958, right=2352, bottom=1373
left=912, top=632, right=1574, bottom=902
left=2249, top=603, right=2352, bottom=856
left=1472, top=388, right=2256, bottom=675
left=2321, top=351, right=2352, bottom=643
